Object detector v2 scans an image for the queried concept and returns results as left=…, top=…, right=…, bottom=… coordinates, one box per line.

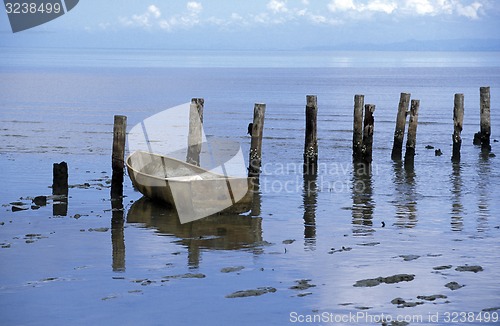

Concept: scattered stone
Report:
left=12, top=205, right=28, bottom=212
left=282, top=239, right=295, bottom=244
left=33, top=196, right=47, bottom=206
left=220, top=266, right=245, bottom=273
left=88, top=227, right=109, bottom=232
left=290, top=279, right=316, bottom=291
left=382, top=322, right=409, bottom=326
left=163, top=273, right=206, bottom=279
left=482, top=307, right=500, bottom=312
left=101, top=295, right=118, bottom=301
left=31, top=205, right=40, bottom=210
left=435, top=149, right=442, bottom=156
left=73, top=214, right=81, bottom=219
left=417, top=294, right=447, bottom=301
left=355, top=306, right=371, bottom=310
left=399, top=254, right=420, bottom=261
left=398, top=301, right=424, bottom=308
left=445, top=281, right=465, bottom=290
left=354, top=274, right=415, bottom=287
left=225, top=287, right=276, bottom=298
left=1, top=243, right=11, bottom=248
left=425, top=145, right=434, bottom=149
left=455, top=265, right=483, bottom=273
left=489, top=153, right=496, bottom=157
left=328, top=246, right=352, bottom=254
left=433, top=265, right=452, bottom=270
left=391, top=298, right=406, bottom=305
left=297, top=292, right=312, bottom=297
left=358, top=242, right=380, bottom=246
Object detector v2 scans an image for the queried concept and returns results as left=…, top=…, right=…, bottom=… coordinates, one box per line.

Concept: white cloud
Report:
left=404, top=0, right=435, bottom=15
left=364, top=0, right=397, bottom=13
left=187, top=2, right=203, bottom=14
left=455, top=1, right=482, bottom=19
left=267, top=0, right=288, bottom=13
left=328, top=0, right=356, bottom=12
left=148, top=5, right=161, bottom=19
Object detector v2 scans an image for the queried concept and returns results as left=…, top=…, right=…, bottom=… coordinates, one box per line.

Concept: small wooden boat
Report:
left=126, top=151, right=254, bottom=224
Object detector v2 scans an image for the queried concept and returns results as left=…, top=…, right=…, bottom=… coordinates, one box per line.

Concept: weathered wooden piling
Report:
left=304, top=95, right=318, bottom=174
left=404, top=99, right=420, bottom=164
left=52, top=161, right=68, bottom=216
left=391, top=93, right=411, bottom=160
left=111, top=115, right=127, bottom=198
left=52, top=162, right=68, bottom=196
left=352, top=94, right=364, bottom=161
left=186, top=98, right=204, bottom=166
left=361, top=104, right=375, bottom=163
left=452, top=94, right=464, bottom=162
left=480, top=86, right=491, bottom=152
left=248, top=103, right=266, bottom=178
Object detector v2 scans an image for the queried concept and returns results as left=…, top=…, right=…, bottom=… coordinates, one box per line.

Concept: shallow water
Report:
left=1, top=50, right=500, bottom=325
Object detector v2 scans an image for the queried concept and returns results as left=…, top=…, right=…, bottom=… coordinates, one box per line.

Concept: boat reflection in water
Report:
left=126, top=197, right=263, bottom=268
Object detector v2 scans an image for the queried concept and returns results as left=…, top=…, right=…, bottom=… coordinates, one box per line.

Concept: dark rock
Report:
left=425, top=145, right=434, bottom=149
left=290, top=279, right=316, bottom=291
left=220, top=266, right=245, bottom=273
left=225, top=286, right=276, bottom=298
left=417, top=294, right=447, bottom=301
left=391, top=297, right=406, bottom=305
left=435, top=149, right=442, bottom=156
left=445, top=281, right=465, bottom=290
left=33, top=196, right=47, bottom=206
left=433, top=265, right=452, bottom=270
left=12, top=205, right=28, bottom=212
left=455, top=265, right=483, bottom=273
left=399, top=254, right=420, bottom=261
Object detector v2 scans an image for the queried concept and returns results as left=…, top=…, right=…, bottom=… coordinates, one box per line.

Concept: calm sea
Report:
left=1, top=48, right=499, bottom=325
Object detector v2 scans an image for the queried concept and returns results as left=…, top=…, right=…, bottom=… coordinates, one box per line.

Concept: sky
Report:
left=1, top=0, right=500, bottom=50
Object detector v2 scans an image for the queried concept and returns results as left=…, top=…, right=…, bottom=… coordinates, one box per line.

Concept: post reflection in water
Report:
left=476, top=154, right=491, bottom=232
left=302, top=173, right=317, bottom=250
left=351, top=162, right=374, bottom=236
left=111, top=197, right=126, bottom=272
left=450, top=163, right=464, bottom=231
left=125, top=197, right=263, bottom=269
left=392, top=161, right=418, bottom=228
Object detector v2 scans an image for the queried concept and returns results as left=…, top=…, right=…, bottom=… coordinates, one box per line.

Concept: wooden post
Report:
left=304, top=95, right=318, bottom=174
left=111, top=115, right=127, bottom=198
left=480, top=86, right=491, bottom=152
left=186, top=98, right=204, bottom=166
left=361, top=104, right=375, bottom=163
left=452, top=94, right=464, bottom=162
left=391, top=93, right=411, bottom=160
left=52, top=161, right=68, bottom=216
left=248, top=103, right=266, bottom=178
left=352, top=94, right=364, bottom=161
left=404, top=100, right=420, bottom=164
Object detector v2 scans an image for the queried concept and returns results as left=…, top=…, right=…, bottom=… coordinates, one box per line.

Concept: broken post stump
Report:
left=391, top=93, right=411, bottom=160
left=187, top=98, right=204, bottom=166
left=304, top=95, right=318, bottom=174
left=352, top=94, right=364, bottom=161
left=52, top=161, right=68, bottom=216
left=452, top=93, right=464, bottom=162
left=362, top=104, right=375, bottom=163
left=111, top=115, right=127, bottom=198
left=52, top=162, right=68, bottom=196
left=248, top=103, right=266, bottom=178
left=480, top=86, right=491, bottom=152
left=404, top=99, right=420, bottom=165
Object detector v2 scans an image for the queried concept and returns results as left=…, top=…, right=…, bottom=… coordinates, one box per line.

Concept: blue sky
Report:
left=1, top=0, right=499, bottom=50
